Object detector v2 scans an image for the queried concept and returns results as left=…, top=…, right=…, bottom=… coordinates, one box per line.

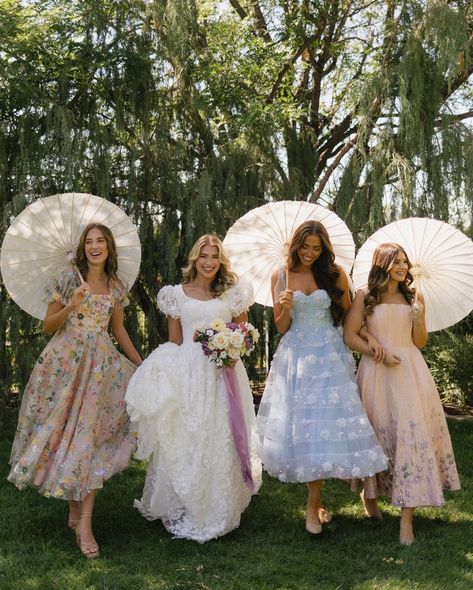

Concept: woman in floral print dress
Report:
left=8, top=223, right=142, bottom=559
left=343, top=243, right=460, bottom=545
left=256, top=221, right=387, bottom=536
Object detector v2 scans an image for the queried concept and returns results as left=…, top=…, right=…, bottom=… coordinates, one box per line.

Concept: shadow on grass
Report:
left=1, top=422, right=473, bottom=590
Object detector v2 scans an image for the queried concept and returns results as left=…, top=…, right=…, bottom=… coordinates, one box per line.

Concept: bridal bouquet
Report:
left=194, top=318, right=260, bottom=368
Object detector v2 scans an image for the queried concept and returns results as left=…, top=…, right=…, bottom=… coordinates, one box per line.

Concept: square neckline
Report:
left=180, top=284, right=217, bottom=302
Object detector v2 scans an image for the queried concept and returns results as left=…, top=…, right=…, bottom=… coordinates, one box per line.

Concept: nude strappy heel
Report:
left=75, top=512, right=100, bottom=559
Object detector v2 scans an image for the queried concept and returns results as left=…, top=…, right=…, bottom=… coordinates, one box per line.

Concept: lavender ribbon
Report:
left=222, top=366, right=255, bottom=493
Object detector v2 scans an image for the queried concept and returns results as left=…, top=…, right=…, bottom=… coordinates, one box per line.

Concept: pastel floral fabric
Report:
left=8, top=270, right=136, bottom=501
left=356, top=304, right=460, bottom=506
left=256, top=275, right=387, bottom=483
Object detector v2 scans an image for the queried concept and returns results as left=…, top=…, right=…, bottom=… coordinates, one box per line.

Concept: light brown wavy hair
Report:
left=182, top=234, right=237, bottom=297
left=75, top=223, right=121, bottom=286
left=364, top=242, right=414, bottom=316
left=288, top=220, right=345, bottom=325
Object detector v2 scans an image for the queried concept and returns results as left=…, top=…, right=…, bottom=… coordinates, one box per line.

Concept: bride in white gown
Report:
left=125, top=235, right=262, bottom=542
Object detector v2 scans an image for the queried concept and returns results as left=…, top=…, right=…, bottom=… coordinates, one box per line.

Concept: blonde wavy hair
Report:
left=364, top=242, right=414, bottom=316
left=182, top=234, right=237, bottom=297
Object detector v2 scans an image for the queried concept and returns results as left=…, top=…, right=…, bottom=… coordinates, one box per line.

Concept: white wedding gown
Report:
left=125, top=281, right=262, bottom=542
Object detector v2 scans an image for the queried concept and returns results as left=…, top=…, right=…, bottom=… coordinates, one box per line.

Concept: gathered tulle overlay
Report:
left=256, top=281, right=387, bottom=483
left=125, top=280, right=262, bottom=543
left=8, top=269, right=136, bottom=501
left=356, top=304, right=460, bottom=507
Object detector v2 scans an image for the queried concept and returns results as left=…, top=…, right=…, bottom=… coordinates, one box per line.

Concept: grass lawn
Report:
left=0, top=419, right=472, bottom=590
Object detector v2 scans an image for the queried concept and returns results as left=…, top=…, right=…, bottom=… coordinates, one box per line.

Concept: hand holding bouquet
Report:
left=194, top=318, right=260, bottom=368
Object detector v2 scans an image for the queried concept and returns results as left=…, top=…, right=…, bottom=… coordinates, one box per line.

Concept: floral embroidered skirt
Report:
left=8, top=328, right=136, bottom=501
left=356, top=348, right=460, bottom=507
left=256, top=323, right=387, bottom=482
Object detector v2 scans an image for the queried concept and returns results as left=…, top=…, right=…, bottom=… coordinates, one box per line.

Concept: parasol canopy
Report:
left=352, top=217, right=473, bottom=332
left=223, top=200, right=355, bottom=307
left=0, top=192, right=141, bottom=319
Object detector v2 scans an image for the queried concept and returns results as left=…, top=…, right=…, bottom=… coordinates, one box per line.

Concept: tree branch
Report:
left=309, top=137, right=357, bottom=203
left=266, top=34, right=320, bottom=104
left=228, top=0, right=248, bottom=20
left=250, top=1, right=272, bottom=43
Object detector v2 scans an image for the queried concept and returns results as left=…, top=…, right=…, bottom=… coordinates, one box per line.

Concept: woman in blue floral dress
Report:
left=256, top=221, right=387, bottom=535
left=8, top=223, right=142, bottom=559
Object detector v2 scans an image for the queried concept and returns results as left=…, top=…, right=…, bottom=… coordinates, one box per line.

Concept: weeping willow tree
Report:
left=1, top=0, right=473, bottom=411
left=199, top=1, right=473, bottom=238
left=0, top=0, right=273, bottom=406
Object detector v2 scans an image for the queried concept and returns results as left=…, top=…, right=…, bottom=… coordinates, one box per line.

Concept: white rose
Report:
left=210, top=318, right=226, bottom=331
left=229, top=331, right=244, bottom=347
left=228, top=347, right=241, bottom=360
left=212, top=332, right=229, bottom=349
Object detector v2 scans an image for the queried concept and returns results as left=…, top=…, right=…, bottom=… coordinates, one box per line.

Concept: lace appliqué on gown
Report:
left=257, top=287, right=387, bottom=482
left=125, top=280, right=262, bottom=542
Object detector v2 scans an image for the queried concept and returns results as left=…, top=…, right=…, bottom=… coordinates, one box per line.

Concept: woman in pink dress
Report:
left=343, top=242, right=460, bottom=545
left=8, top=223, right=142, bottom=559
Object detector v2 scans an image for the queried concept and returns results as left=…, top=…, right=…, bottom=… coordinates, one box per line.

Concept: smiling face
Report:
left=194, top=244, right=221, bottom=280
left=297, top=234, right=323, bottom=269
left=84, top=227, right=109, bottom=266
left=388, top=251, right=409, bottom=283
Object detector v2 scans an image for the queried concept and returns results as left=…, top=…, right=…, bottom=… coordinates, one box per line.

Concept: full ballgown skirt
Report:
left=125, top=282, right=262, bottom=542
left=356, top=304, right=460, bottom=506
left=8, top=270, right=136, bottom=501
left=257, top=289, right=387, bottom=482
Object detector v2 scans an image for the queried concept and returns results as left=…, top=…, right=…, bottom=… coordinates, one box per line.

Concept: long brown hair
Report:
left=288, top=220, right=344, bottom=325
left=182, top=234, right=237, bottom=297
left=75, top=223, right=120, bottom=285
left=364, top=242, right=414, bottom=315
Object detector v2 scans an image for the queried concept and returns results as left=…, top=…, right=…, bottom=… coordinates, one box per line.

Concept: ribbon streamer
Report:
left=222, top=367, right=255, bottom=493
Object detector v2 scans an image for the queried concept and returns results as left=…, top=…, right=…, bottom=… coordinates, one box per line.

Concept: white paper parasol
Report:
left=223, top=201, right=356, bottom=307
left=0, top=192, right=141, bottom=319
left=352, top=217, right=473, bottom=332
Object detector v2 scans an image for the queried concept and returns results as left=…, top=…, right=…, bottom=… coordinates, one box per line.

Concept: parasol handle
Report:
left=66, top=252, right=85, bottom=284
left=285, top=264, right=289, bottom=291
left=412, top=276, right=419, bottom=303
left=74, top=264, right=85, bottom=285
left=410, top=264, right=428, bottom=303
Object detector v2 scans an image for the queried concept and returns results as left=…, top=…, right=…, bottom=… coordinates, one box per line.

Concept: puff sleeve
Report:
left=42, top=268, right=80, bottom=306
left=228, top=279, right=254, bottom=317
left=111, top=280, right=130, bottom=309
left=157, top=285, right=182, bottom=319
